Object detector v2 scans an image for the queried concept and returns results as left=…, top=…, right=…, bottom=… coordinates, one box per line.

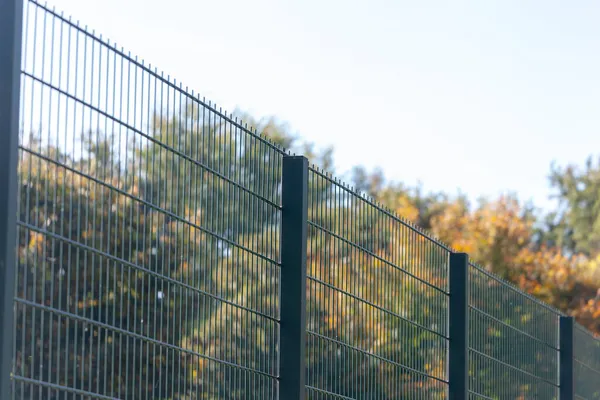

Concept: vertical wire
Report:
left=208, top=102, right=216, bottom=395
left=84, top=25, right=96, bottom=395
left=15, top=2, right=31, bottom=398
left=110, top=39, right=119, bottom=398
left=217, top=108, right=227, bottom=393
left=247, top=126, right=254, bottom=395
left=191, top=94, right=201, bottom=400
left=181, top=87, right=190, bottom=399
left=122, top=49, right=132, bottom=399
left=53, top=6, right=65, bottom=395
left=117, top=46, right=126, bottom=398
left=141, top=61, right=150, bottom=400
left=200, top=102, right=208, bottom=397
left=64, top=13, right=76, bottom=396
left=31, top=4, right=44, bottom=396
left=101, top=34, right=111, bottom=399
left=336, top=178, right=341, bottom=397
left=156, top=72, right=165, bottom=398
left=72, top=14, right=85, bottom=399
left=93, top=30, right=103, bottom=397
left=165, top=76, right=175, bottom=399
left=150, top=67, right=161, bottom=400
left=138, top=58, right=147, bottom=400
left=224, top=112, right=232, bottom=393
left=176, top=82, right=184, bottom=399
left=43, top=13, right=56, bottom=396
left=130, top=55, right=139, bottom=400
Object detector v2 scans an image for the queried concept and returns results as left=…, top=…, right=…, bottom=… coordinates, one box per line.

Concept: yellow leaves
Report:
left=180, top=261, right=189, bottom=272
left=77, top=299, right=99, bottom=309
left=452, top=241, right=473, bottom=254
left=394, top=199, right=419, bottom=223
left=28, top=232, right=44, bottom=252
left=326, top=315, right=339, bottom=330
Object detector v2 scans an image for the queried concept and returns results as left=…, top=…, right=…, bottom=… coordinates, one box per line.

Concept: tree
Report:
left=543, top=156, right=600, bottom=256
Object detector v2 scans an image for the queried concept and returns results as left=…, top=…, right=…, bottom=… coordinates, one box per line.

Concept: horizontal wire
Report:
left=12, top=375, right=120, bottom=400
left=17, top=220, right=280, bottom=323
left=20, top=145, right=280, bottom=265
left=307, top=330, right=448, bottom=384
left=15, top=297, right=279, bottom=380
left=19, top=3, right=597, bottom=398
left=21, top=71, right=283, bottom=212
left=574, top=358, right=600, bottom=377
left=470, top=263, right=563, bottom=317
left=575, top=323, right=600, bottom=341
left=305, top=385, right=357, bottom=399
left=307, top=275, right=448, bottom=339
left=469, top=305, right=560, bottom=351
left=27, top=0, right=287, bottom=155
left=308, top=220, right=449, bottom=296
left=469, top=348, right=559, bottom=388
left=468, top=390, right=495, bottom=400
left=309, top=166, right=452, bottom=252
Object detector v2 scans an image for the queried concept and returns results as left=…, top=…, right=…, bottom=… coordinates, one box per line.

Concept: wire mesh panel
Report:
left=468, top=264, right=560, bottom=399
left=8, top=0, right=600, bottom=399
left=574, top=324, right=600, bottom=399
left=14, top=0, right=283, bottom=398
left=305, top=168, right=450, bottom=399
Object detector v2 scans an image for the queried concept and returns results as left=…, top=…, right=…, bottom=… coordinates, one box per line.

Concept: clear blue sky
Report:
left=46, top=0, right=600, bottom=210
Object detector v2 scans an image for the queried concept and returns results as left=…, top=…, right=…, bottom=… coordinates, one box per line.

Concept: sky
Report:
left=42, top=0, right=600, bottom=211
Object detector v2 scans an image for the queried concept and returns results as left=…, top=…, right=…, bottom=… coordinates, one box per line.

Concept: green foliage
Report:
left=544, top=156, right=600, bottom=256
left=14, top=112, right=600, bottom=399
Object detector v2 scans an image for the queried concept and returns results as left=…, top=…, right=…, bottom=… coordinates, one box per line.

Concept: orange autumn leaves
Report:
left=422, top=195, right=600, bottom=335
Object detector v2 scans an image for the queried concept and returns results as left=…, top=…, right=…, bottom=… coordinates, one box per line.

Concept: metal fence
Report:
left=574, top=324, right=600, bottom=399
left=305, top=168, right=450, bottom=399
left=0, top=0, right=599, bottom=399
left=469, top=263, right=561, bottom=399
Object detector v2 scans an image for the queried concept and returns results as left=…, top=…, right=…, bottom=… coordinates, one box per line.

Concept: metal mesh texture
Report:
left=305, top=168, right=450, bottom=399
left=8, top=0, right=600, bottom=399
left=15, top=0, right=283, bottom=398
left=574, top=324, right=600, bottom=399
left=468, top=263, right=561, bottom=399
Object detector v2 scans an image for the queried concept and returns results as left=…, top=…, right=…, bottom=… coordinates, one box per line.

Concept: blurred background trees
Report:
left=15, top=111, right=599, bottom=399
